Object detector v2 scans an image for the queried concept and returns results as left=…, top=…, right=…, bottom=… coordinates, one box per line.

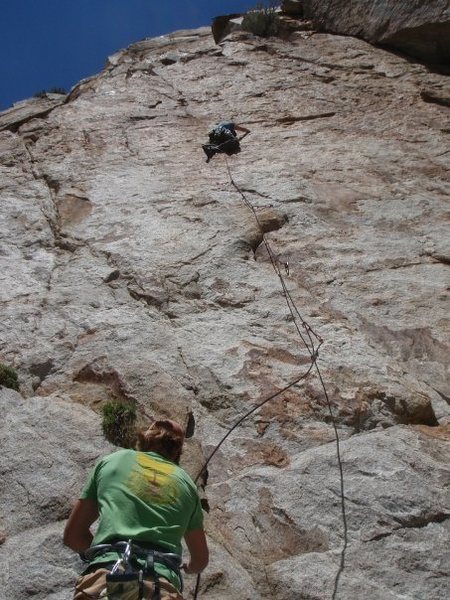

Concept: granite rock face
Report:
left=301, top=0, right=450, bottom=64
left=0, top=22, right=449, bottom=600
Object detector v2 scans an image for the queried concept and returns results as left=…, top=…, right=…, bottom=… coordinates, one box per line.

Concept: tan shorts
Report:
left=73, top=568, right=183, bottom=600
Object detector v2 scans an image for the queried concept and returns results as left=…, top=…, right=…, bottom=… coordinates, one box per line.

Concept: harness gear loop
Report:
left=144, top=551, right=160, bottom=600
left=139, top=570, right=144, bottom=599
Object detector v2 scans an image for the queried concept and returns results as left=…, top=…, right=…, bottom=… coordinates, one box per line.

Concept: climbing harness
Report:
left=191, top=155, right=348, bottom=600
left=79, top=539, right=183, bottom=600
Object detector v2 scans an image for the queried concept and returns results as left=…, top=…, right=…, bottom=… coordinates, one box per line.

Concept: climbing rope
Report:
left=191, top=155, right=348, bottom=599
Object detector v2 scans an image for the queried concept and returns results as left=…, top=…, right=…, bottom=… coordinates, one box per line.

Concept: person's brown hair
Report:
left=137, top=419, right=185, bottom=464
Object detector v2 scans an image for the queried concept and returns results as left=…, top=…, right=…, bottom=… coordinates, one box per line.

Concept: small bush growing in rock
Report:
left=242, top=2, right=281, bottom=38
left=102, top=401, right=137, bottom=447
left=0, top=363, right=19, bottom=391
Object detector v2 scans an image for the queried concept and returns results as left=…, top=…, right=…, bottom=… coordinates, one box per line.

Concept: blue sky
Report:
left=0, top=0, right=257, bottom=111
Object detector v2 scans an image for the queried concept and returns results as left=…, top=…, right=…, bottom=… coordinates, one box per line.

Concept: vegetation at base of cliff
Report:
left=33, top=87, right=67, bottom=98
left=0, top=363, right=19, bottom=391
left=102, top=401, right=137, bottom=447
left=242, top=2, right=281, bottom=38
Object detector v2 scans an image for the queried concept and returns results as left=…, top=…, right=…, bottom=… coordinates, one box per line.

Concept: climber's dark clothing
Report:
left=209, top=121, right=238, bottom=142
left=202, top=121, right=249, bottom=163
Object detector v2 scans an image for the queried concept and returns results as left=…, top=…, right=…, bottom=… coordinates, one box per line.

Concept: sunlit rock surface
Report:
left=0, top=23, right=449, bottom=600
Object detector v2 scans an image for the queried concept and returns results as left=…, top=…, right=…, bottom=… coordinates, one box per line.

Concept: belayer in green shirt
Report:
left=64, top=419, right=209, bottom=599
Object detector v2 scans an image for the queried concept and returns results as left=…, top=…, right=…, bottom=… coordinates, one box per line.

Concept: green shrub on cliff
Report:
left=102, top=401, right=137, bottom=447
left=242, top=2, right=281, bottom=38
left=0, top=363, right=19, bottom=391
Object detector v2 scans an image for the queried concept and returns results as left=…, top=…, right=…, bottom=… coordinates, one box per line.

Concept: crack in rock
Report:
left=367, top=512, right=450, bottom=541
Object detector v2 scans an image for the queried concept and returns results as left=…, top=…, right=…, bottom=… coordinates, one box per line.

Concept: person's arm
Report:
left=234, top=124, right=250, bottom=137
left=63, top=498, right=99, bottom=552
left=183, top=529, right=209, bottom=574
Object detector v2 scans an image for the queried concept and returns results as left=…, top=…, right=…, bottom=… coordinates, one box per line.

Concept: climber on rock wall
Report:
left=63, top=419, right=209, bottom=600
left=202, top=120, right=250, bottom=163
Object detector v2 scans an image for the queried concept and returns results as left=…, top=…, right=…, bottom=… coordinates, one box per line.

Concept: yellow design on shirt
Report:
left=126, top=453, right=179, bottom=505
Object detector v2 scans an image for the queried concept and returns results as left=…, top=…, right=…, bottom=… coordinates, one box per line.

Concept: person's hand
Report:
left=182, top=562, right=191, bottom=574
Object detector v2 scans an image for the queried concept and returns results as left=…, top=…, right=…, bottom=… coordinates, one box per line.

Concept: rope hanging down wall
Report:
left=192, top=157, right=348, bottom=600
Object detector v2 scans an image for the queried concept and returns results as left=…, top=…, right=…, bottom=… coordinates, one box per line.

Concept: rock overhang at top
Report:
left=299, top=0, right=450, bottom=64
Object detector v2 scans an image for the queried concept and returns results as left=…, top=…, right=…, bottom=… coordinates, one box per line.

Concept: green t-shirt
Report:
left=81, top=449, right=203, bottom=589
